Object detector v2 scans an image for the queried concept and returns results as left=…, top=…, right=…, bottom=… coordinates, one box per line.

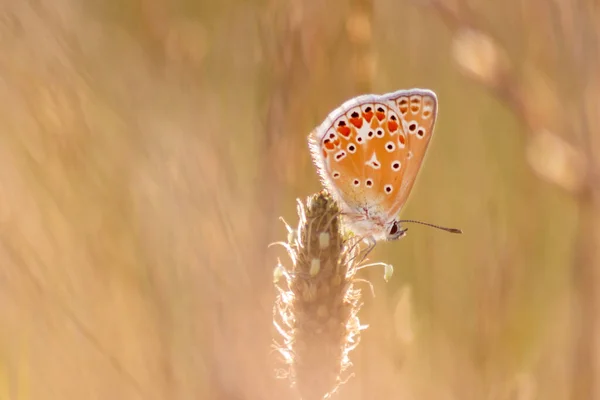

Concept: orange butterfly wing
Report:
left=308, top=89, right=438, bottom=235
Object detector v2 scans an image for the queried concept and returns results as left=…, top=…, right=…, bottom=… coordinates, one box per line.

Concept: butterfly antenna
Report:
left=398, top=219, right=462, bottom=234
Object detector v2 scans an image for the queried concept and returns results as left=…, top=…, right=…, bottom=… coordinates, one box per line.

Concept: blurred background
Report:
left=0, top=0, right=598, bottom=399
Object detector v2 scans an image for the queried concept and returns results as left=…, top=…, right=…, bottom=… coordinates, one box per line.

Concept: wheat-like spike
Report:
left=273, top=190, right=378, bottom=399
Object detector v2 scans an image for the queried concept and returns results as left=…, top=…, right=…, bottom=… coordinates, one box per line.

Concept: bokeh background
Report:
left=0, top=0, right=598, bottom=399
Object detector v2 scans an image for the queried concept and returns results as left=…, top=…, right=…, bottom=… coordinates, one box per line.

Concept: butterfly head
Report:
left=347, top=213, right=407, bottom=241
left=385, top=219, right=408, bottom=241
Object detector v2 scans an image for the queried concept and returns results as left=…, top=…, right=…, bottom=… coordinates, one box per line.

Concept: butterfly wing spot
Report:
left=365, top=178, right=373, bottom=187
left=384, top=184, right=393, bottom=194
left=407, top=122, right=418, bottom=134
left=322, top=129, right=341, bottom=149
left=391, top=161, right=401, bottom=171
left=353, top=179, right=360, bottom=187
left=361, top=104, right=374, bottom=122
left=388, top=119, right=399, bottom=133
left=347, top=142, right=357, bottom=153
left=375, top=106, right=386, bottom=121
left=397, top=97, right=409, bottom=116
left=422, top=97, right=435, bottom=119
left=323, top=138, right=336, bottom=151
left=375, top=129, right=385, bottom=138
left=385, top=141, right=396, bottom=152
left=366, top=152, right=381, bottom=169
left=416, top=127, right=426, bottom=139
left=337, top=125, right=351, bottom=137
left=350, top=118, right=363, bottom=128
left=356, top=136, right=365, bottom=144
left=367, top=130, right=374, bottom=140
left=410, top=96, right=421, bottom=114
left=332, top=171, right=341, bottom=179
left=336, top=118, right=352, bottom=138
left=334, top=150, right=347, bottom=161
left=348, top=107, right=364, bottom=128
left=398, top=134, right=406, bottom=147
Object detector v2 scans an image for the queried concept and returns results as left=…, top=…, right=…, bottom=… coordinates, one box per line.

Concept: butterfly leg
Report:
left=359, top=235, right=377, bottom=264
left=344, top=234, right=377, bottom=266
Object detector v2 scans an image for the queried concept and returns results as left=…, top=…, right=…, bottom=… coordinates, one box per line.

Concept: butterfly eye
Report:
left=387, top=221, right=407, bottom=240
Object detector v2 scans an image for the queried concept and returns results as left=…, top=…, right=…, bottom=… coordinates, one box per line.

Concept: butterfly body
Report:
left=308, top=88, right=438, bottom=241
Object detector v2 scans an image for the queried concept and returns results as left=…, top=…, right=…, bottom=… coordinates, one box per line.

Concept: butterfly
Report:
left=308, top=88, right=440, bottom=242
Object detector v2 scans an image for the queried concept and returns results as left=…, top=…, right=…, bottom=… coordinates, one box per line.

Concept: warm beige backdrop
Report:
left=0, top=0, right=598, bottom=399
